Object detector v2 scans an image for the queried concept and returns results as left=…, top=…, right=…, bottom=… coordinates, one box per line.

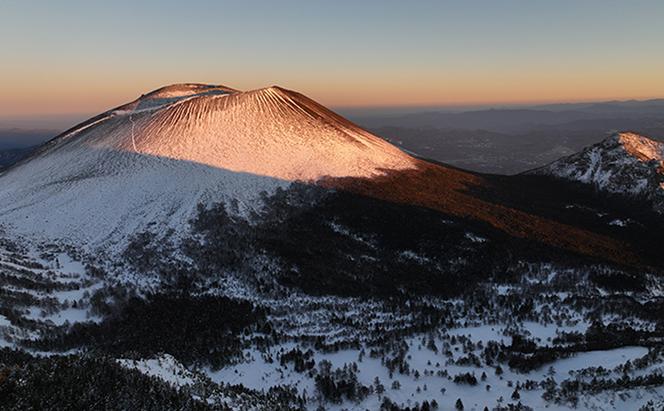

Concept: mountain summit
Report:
left=35, top=83, right=415, bottom=181
left=530, top=132, right=664, bottom=213
left=117, top=84, right=415, bottom=181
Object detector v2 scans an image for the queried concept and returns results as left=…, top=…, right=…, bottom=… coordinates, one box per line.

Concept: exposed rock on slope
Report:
left=529, top=132, right=664, bottom=213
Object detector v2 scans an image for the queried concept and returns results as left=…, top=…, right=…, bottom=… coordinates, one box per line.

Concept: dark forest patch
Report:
left=31, top=294, right=266, bottom=369
left=184, top=184, right=625, bottom=298
left=0, top=350, right=218, bottom=411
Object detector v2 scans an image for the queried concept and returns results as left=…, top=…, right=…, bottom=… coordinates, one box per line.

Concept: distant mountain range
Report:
left=0, top=146, right=35, bottom=169
left=348, top=99, right=664, bottom=174
left=0, top=128, right=56, bottom=149
left=0, top=129, right=53, bottom=169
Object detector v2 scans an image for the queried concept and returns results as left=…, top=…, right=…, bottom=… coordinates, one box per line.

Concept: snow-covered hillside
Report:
left=529, top=132, right=664, bottom=213
left=0, top=84, right=414, bottom=252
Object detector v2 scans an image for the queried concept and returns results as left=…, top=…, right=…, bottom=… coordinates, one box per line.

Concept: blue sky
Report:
left=1, top=0, right=663, bottom=116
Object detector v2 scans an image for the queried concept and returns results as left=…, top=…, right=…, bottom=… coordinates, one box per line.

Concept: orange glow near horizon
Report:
left=2, top=69, right=664, bottom=117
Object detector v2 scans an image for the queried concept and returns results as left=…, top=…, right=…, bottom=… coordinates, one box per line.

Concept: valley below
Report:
left=1, top=236, right=664, bottom=410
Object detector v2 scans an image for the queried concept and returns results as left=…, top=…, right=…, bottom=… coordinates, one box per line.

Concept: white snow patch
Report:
left=117, top=354, right=197, bottom=387
left=465, top=232, right=487, bottom=243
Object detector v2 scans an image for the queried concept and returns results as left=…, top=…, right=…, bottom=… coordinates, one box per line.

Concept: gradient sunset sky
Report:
left=1, top=0, right=664, bottom=117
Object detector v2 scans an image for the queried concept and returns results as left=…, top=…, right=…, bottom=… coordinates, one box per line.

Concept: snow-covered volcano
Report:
left=530, top=132, right=664, bottom=213
left=0, top=83, right=415, bottom=250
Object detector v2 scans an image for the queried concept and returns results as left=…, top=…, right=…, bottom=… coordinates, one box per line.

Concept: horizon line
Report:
left=0, top=96, right=664, bottom=131
left=2, top=95, right=664, bottom=122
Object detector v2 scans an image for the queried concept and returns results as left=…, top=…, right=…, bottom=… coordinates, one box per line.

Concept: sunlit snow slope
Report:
left=0, top=83, right=415, bottom=250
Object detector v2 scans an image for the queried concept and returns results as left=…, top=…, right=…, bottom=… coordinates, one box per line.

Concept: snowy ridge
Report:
left=0, top=83, right=415, bottom=252
left=529, top=132, right=664, bottom=213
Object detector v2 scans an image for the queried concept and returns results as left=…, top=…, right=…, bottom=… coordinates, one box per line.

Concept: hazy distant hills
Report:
left=352, top=99, right=664, bottom=132
left=0, top=128, right=57, bottom=149
left=532, top=98, right=664, bottom=115
left=0, top=118, right=83, bottom=164
left=350, top=99, right=664, bottom=174
left=0, top=129, right=52, bottom=168
left=0, top=146, right=35, bottom=169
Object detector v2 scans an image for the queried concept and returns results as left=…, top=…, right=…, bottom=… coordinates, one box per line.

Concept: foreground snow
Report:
left=126, top=338, right=661, bottom=411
